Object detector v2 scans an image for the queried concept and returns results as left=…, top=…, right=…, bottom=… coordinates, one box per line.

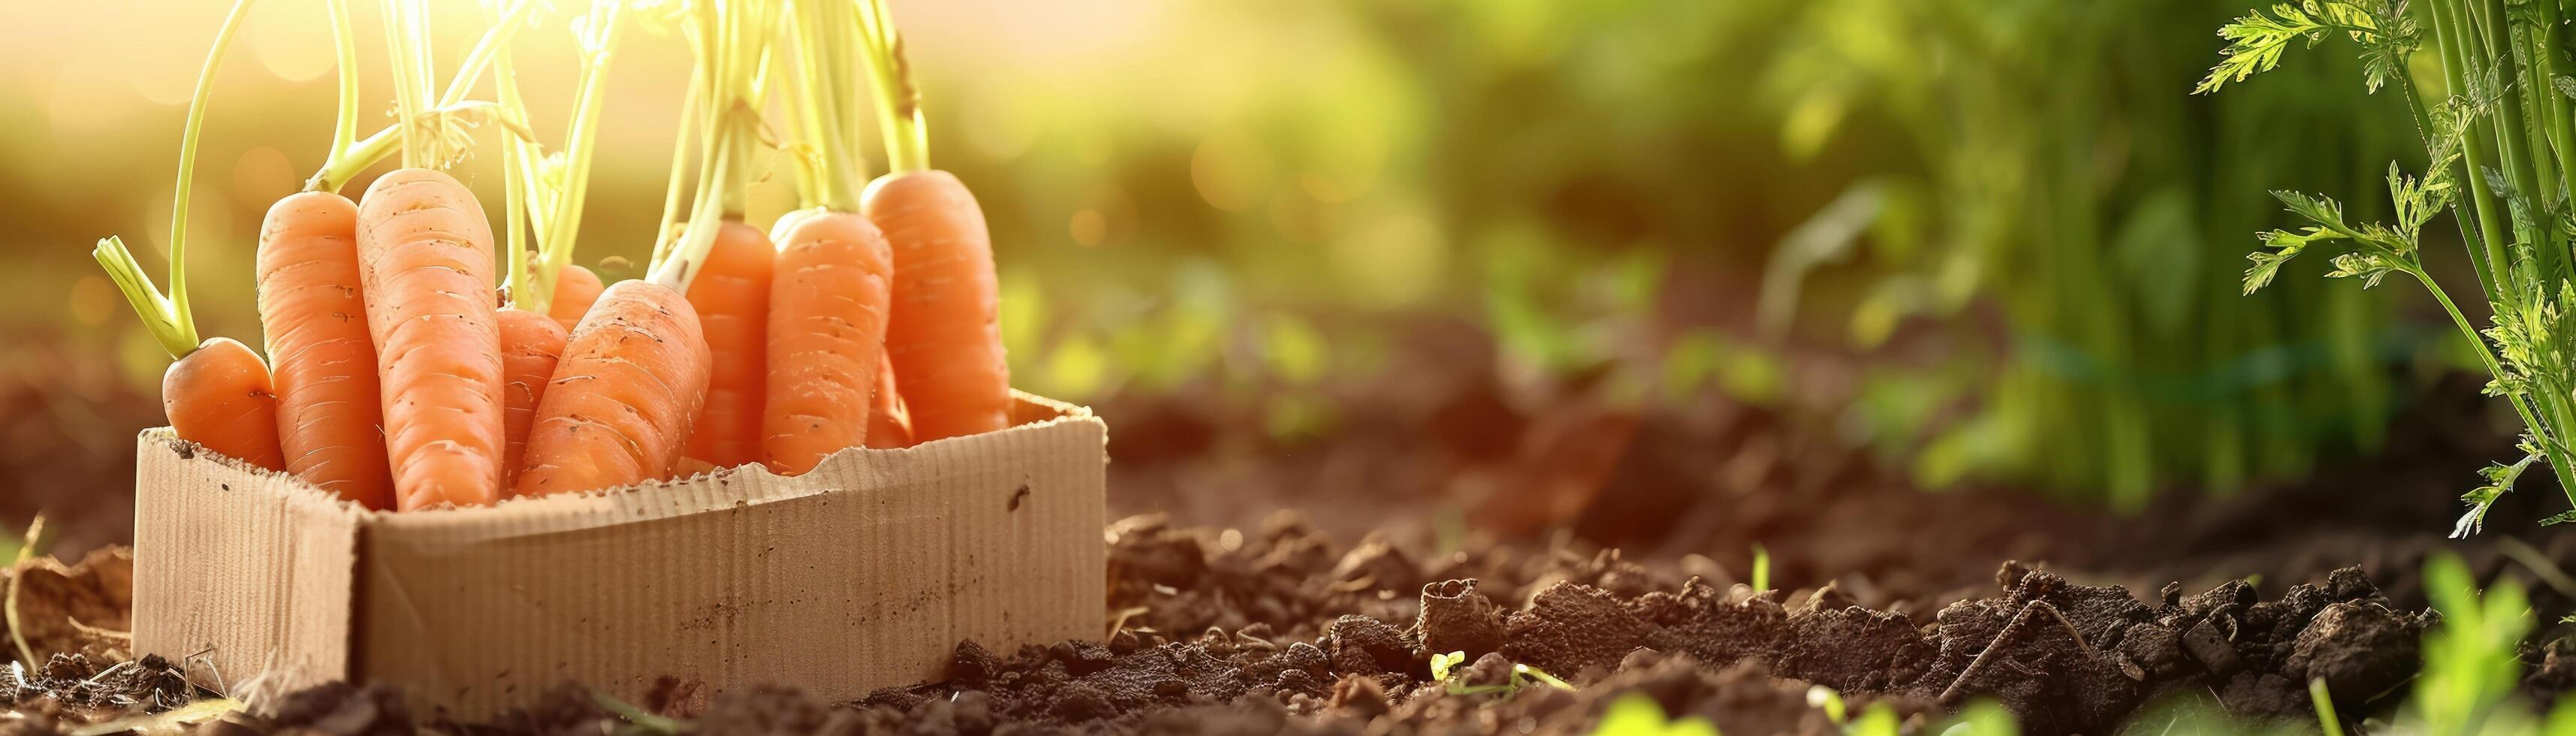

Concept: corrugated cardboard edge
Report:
left=131, top=431, right=366, bottom=697
left=134, top=391, right=1106, bottom=717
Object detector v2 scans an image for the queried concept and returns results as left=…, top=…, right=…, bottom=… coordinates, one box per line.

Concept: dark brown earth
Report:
left=0, top=512, right=2535, bottom=736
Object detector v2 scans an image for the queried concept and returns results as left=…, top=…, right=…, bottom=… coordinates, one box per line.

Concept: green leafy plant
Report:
left=2203, top=0, right=2576, bottom=529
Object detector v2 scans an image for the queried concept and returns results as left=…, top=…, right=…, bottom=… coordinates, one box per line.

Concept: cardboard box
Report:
left=131, top=392, right=1106, bottom=718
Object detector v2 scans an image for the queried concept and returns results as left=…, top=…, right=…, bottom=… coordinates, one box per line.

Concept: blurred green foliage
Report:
left=1760, top=0, right=2424, bottom=505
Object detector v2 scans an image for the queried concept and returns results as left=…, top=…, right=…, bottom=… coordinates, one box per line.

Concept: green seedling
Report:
left=1431, top=650, right=1465, bottom=683
left=7, top=515, right=48, bottom=668
left=1808, top=685, right=1848, bottom=724
left=1751, top=544, right=1771, bottom=593
left=2312, top=677, right=2347, bottom=736
left=1433, top=650, right=1573, bottom=696
left=1589, top=693, right=1719, bottom=736
left=587, top=686, right=692, bottom=736
left=1937, top=701, right=2022, bottom=736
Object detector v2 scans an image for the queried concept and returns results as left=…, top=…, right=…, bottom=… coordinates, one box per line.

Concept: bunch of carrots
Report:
left=95, top=0, right=1012, bottom=512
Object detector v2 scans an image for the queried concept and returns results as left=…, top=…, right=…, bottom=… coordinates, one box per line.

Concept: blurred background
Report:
left=0, top=0, right=2491, bottom=557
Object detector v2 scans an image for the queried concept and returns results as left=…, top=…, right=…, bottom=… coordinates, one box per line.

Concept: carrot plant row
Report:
left=2200, top=1, right=2576, bottom=532
left=98, top=0, right=1012, bottom=511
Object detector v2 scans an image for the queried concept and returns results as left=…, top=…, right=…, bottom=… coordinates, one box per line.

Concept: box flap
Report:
left=131, top=429, right=366, bottom=695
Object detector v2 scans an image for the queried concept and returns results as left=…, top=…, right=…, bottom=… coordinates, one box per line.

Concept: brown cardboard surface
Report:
left=133, top=392, right=1106, bottom=717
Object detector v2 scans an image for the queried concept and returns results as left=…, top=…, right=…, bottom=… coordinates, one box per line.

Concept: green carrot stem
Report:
left=783, top=0, right=864, bottom=210
left=156, top=0, right=258, bottom=356
left=437, top=0, right=542, bottom=108
left=488, top=0, right=534, bottom=309
left=324, top=0, right=360, bottom=167
left=2433, top=0, right=2513, bottom=291
left=92, top=237, right=195, bottom=358
left=855, top=0, right=927, bottom=173
left=2391, top=13, right=2493, bottom=297
left=531, top=0, right=627, bottom=314
left=659, top=0, right=776, bottom=279
left=305, top=101, right=526, bottom=193
left=2415, top=268, right=2576, bottom=508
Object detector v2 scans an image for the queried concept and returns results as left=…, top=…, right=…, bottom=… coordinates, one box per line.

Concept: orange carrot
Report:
left=847, top=0, right=1012, bottom=442
left=497, top=308, right=567, bottom=488
left=864, top=350, right=913, bottom=448
left=256, top=191, right=393, bottom=508
left=762, top=212, right=893, bottom=474
left=680, top=221, right=774, bottom=469
left=547, top=264, right=604, bottom=331
left=515, top=280, right=712, bottom=496
left=163, top=337, right=288, bottom=472
left=865, top=170, right=1012, bottom=441
left=357, top=167, right=506, bottom=510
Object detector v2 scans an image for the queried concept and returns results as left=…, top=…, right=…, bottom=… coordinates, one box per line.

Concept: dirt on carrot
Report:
left=357, top=167, right=506, bottom=510
left=256, top=190, right=392, bottom=508
left=515, top=279, right=711, bottom=497
left=762, top=212, right=892, bottom=475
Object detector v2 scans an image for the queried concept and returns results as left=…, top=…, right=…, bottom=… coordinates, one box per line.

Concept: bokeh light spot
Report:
left=1069, top=208, right=1106, bottom=247
left=250, top=0, right=336, bottom=83
left=1190, top=128, right=1273, bottom=213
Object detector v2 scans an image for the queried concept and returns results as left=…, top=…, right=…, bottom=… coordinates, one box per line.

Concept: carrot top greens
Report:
left=494, top=0, right=628, bottom=312
left=854, top=0, right=926, bottom=174
left=781, top=0, right=870, bottom=212
left=92, top=0, right=258, bottom=359
left=650, top=0, right=782, bottom=294
left=304, top=0, right=537, bottom=193
left=2200, top=0, right=2576, bottom=532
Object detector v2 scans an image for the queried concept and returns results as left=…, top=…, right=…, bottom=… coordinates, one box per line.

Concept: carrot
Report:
left=256, top=191, right=393, bottom=507
left=514, top=280, right=711, bottom=496
left=864, top=351, right=914, bottom=448
left=163, top=337, right=290, bottom=472
left=762, top=212, right=893, bottom=473
left=497, top=308, right=567, bottom=487
left=516, top=0, right=733, bottom=495
left=547, top=264, right=603, bottom=331
left=852, top=0, right=1013, bottom=442
left=357, top=167, right=506, bottom=510
left=681, top=221, right=774, bottom=469
left=864, top=172, right=1012, bottom=441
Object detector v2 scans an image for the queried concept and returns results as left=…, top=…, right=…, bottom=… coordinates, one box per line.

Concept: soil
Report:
left=0, top=512, right=2542, bottom=736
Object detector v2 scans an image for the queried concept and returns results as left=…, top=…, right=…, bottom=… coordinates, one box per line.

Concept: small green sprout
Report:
left=1844, top=704, right=1901, bottom=736
left=1431, top=650, right=1466, bottom=682
left=1516, top=662, right=1574, bottom=690
left=1807, top=685, right=1848, bottom=724
left=587, top=686, right=692, bottom=735
left=1437, top=653, right=1574, bottom=696
left=1751, top=544, right=1771, bottom=593
left=1590, top=692, right=1719, bottom=736
left=1938, top=701, right=2021, bottom=736
left=2310, top=677, right=2345, bottom=736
